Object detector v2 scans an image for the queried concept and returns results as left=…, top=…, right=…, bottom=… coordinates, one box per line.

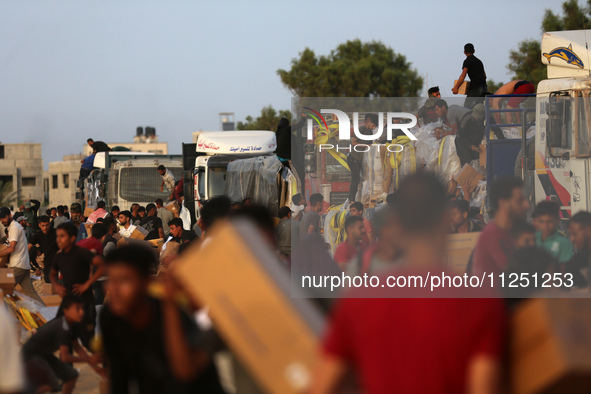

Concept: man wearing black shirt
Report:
left=139, top=203, right=165, bottom=241
left=100, top=246, right=225, bottom=393
left=87, top=138, right=111, bottom=154
left=166, top=218, right=197, bottom=244
left=29, top=215, right=59, bottom=283
left=452, top=43, right=488, bottom=109
left=50, top=222, right=105, bottom=347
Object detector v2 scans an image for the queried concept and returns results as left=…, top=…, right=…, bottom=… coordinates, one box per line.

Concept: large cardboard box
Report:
left=0, top=268, right=15, bottom=296
left=129, top=227, right=148, bottom=240
left=41, top=295, right=63, bottom=307
left=454, top=79, right=471, bottom=95
left=446, top=232, right=480, bottom=273
left=0, top=243, right=10, bottom=267
left=511, top=298, right=591, bottom=394
left=173, top=220, right=324, bottom=394
left=165, top=201, right=180, bottom=218
left=455, top=164, right=484, bottom=196
left=84, top=207, right=95, bottom=218
left=42, top=283, right=57, bottom=296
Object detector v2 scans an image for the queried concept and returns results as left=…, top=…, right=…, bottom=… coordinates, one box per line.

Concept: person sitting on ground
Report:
left=512, top=220, right=536, bottom=249
left=417, top=86, right=441, bottom=125
left=87, top=201, right=109, bottom=224
left=333, top=215, right=367, bottom=268
left=22, top=295, right=103, bottom=394
left=100, top=246, right=226, bottom=393
left=492, top=80, right=535, bottom=124
left=140, top=203, right=165, bottom=241
left=87, top=138, right=111, bottom=154
left=349, top=202, right=374, bottom=244
left=533, top=201, right=573, bottom=264
left=158, top=165, right=176, bottom=201
left=450, top=199, right=482, bottom=233
left=118, top=210, right=137, bottom=238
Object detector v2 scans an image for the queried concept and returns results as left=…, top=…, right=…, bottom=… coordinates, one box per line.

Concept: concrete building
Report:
left=0, top=143, right=43, bottom=205
left=44, top=154, right=84, bottom=208
left=82, top=127, right=168, bottom=156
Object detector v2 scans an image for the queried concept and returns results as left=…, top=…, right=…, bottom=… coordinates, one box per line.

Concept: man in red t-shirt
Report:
left=472, top=177, right=530, bottom=276
left=312, top=173, right=506, bottom=394
left=349, top=202, right=374, bottom=244
left=333, top=216, right=367, bottom=268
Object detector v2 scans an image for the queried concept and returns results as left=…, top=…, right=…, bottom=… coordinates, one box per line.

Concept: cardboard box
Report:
left=0, top=268, right=15, bottom=296
left=84, top=207, right=95, bottom=218
left=148, top=238, right=165, bottom=254
left=511, top=298, right=591, bottom=394
left=165, top=201, right=181, bottom=218
left=173, top=220, right=324, bottom=394
left=455, top=163, right=484, bottom=196
left=130, top=227, right=148, bottom=240
left=479, top=143, right=486, bottom=167
left=446, top=232, right=480, bottom=273
left=42, top=283, right=57, bottom=296
left=0, top=243, right=10, bottom=267
left=454, top=79, right=471, bottom=95
left=41, top=295, right=63, bottom=307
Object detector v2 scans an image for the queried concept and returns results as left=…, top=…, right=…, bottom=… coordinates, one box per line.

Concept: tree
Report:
left=486, top=79, right=505, bottom=94
left=507, top=0, right=591, bottom=86
left=0, top=181, right=16, bottom=208
left=237, top=105, right=291, bottom=131
left=277, top=39, right=423, bottom=97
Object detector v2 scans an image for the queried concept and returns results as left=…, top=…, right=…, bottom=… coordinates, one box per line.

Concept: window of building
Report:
left=22, top=177, right=36, bottom=187
left=63, top=174, right=69, bottom=189
left=0, top=145, right=4, bottom=159
left=52, top=175, right=58, bottom=189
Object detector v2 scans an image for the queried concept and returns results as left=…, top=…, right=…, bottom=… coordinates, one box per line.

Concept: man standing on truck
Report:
left=452, top=43, right=488, bottom=109
left=491, top=80, right=535, bottom=124
left=417, top=86, right=441, bottom=125
left=158, top=165, right=176, bottom=201
left=87, top=138, right=111, bottom=154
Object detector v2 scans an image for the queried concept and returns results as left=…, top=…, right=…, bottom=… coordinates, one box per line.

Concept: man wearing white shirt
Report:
left=118, top=210, right=137, bottom=238
left=0, top=207, right=45, bottom=304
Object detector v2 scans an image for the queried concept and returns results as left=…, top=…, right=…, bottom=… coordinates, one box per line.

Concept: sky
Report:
left=0, top=0, right=565, bottom=168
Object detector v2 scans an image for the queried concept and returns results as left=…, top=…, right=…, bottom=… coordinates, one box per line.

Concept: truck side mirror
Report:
left=546, top=97, right=570, bottom=149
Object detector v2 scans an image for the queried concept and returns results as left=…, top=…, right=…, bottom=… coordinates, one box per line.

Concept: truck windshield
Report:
left=208, top=167, right=227, bottom=198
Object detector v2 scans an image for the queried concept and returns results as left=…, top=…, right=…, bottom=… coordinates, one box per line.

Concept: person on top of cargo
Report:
left=454, top=104, right=486, bottom=166
left=79, top=153, right=95, bottom=180
left=491, top=79, right=535, bottom=124
left=313, top=173, right=507, bottom=394
left=452, top=43, right=488, bottom=109
left=158, top=165, right=176, bottom=201
left=472, top=177, right=529, bottom=276
left=416, top=86, right=441, bottom=125
left=86, top=138, right=111, bottom=154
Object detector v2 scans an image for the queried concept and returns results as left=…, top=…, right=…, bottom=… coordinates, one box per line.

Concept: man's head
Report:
left=512, top=220, right=536, bottom=249
left=61, top=295, right=85, bottom=324
left=365, top=113, right=379, bottom=130
left=145, top=203, right=157, bottom=217
left=292, top=193, right=306, bottom=207
left=57, top=205, right=65, bottom=216
left=155, top=198, right=164, bottom=208
left=199, top=196, right=231, bottom=232
left=157, top=165, right=166, bottom=176
left=56, top=222, right=78, bottom=251
left=434, top=99, right=449, bottom=118
left=50, top=207, right=57, bottom=217
left=111, top=205, right=120, bottom=217
left=97, top=201, right=106, bottom=210
left=15, top=214, right=27, bottom=227
left=91, top=222, right=108, bottom=240
left=309, top=193, right=324, bottom=213
left=130, top=203, right=139, bottom=214
left=138, top=206, right=146, bottom=218
left=427, top=86, right=441, bottom=98
left=24, top=201, right=32, bottom=211
left=569, top=211, right=591, bottom=251
left=489, top=177, right=529, bottom=223
left=118, top=211, right=132, bottom=226
left=103, top=217, right=118, bottom=235
left=87, top=138, right=94, bottom=147
left=242, top=198, right=253, bottom=207
left=38, top=215, right=52, bottom=234
left=349, top=202, right=364, bottom=217
left=344, top=215, right=365, bottom=243
left=168, top=217, right=184, bottom=238
left=532, top=201, right=560, bottom=239
left=0, top=207, right=12, bottom=227
left=104, top=245, right=156, bottom=316
left=278, top=206, right=291, bottom=219
left=464, top=43, right=475, bottom=55
left=450, top=200, right=470, bottom=228
left=70, top=203, right=82, bottom=222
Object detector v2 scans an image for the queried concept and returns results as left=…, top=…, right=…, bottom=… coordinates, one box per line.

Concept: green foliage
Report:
left=277, top=39, right=423, bottom=97
left=486, top=79, right=505, bottom=94
left=0, top=181, right=16, bottom=208
left=237, top=105, right=291, bottom=131
left=508, top=0, right=591, bottom=86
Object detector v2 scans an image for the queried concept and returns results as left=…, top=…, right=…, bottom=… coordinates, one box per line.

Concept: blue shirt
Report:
left=81, top=155, right=95, bottom=171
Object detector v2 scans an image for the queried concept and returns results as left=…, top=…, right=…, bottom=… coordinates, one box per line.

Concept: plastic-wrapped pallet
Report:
left=383, top=137, right=418, bottom=194
left=425, top=135, right=461, bottom=186
left=359, top=145, right=386, bottom=204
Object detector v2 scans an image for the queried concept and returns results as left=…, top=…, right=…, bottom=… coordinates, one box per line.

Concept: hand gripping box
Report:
left=173, top=219, right=324, bottom=394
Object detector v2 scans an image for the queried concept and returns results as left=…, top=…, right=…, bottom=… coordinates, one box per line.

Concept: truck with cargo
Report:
left=78, top=151, right=183, bottom=211
left=181, top=130, right=296, bottom=226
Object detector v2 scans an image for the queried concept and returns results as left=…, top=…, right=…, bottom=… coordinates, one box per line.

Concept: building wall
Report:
left=46, top=154, right=84, bottom=207
left=82, top=142, right=168, bottom=156
left=0, top=143, right=43, bottom=204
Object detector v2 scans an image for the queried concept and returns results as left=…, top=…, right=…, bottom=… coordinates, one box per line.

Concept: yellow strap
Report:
left=386, top=137, right=416, bottom=189
left=314, top=124, right=350, bottom=171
